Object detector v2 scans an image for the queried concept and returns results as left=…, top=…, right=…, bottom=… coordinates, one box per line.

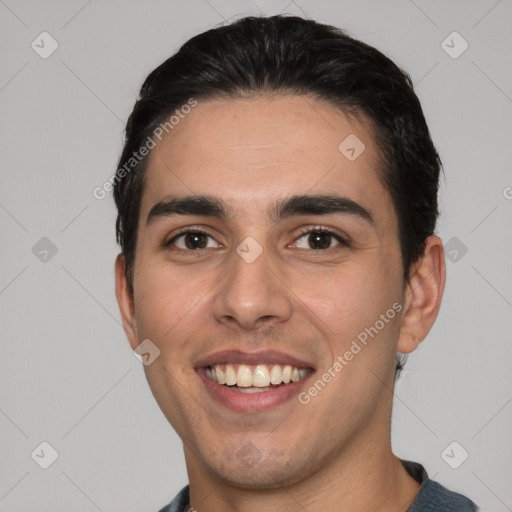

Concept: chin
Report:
left=202, top=445, right=315, bottom=490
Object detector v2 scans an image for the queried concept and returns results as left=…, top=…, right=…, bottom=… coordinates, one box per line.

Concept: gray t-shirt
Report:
left=158, top=459, right=478, bottom=511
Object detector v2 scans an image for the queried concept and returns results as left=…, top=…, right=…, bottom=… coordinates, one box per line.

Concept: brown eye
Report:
left=167, top=231, right=220, bottom=250
left=308, top=231, right=332, bottom=249
left=294, top=230, right=347, bottom=250
left=183, top=232, right=208, bottom=249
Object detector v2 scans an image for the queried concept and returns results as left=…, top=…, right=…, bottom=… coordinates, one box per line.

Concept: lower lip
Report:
left=197, top=368, right=314, bottom=413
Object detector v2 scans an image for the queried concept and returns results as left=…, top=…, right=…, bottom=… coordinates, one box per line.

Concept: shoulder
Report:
left=402, top=460, right=478, bottom=512
left=158, top=464, right=479, bottom=512
left=157, top=485, right=190, bottom=512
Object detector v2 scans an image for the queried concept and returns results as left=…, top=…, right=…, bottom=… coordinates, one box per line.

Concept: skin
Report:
left=115, top=94, right=446, bottom=511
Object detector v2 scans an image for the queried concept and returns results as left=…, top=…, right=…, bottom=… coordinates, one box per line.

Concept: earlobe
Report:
left=114, top=254, right=139, bottom=351
left=397, top=235, right=446, bottom=354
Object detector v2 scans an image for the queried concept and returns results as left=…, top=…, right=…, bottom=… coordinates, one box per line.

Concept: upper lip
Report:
left=194, top=349, right=316, bottom=370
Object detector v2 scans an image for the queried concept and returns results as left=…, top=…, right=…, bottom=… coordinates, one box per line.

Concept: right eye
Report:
left=166, top=230, right=222, bottom=251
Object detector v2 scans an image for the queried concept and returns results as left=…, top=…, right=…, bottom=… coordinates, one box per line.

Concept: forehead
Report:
left=140, top=94, right=395, bottom=229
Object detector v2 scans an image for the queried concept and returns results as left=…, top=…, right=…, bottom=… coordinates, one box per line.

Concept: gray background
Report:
left=1, top=0, right=511, bottom=510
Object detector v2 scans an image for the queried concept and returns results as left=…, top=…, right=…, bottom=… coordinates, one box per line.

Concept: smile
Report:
left=194, top=349, right=316, bottom=412
left=205, top=363, right=310, bottom=392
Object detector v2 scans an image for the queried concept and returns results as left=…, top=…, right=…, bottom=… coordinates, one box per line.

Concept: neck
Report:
left=184, top=427, right=420, bottom=512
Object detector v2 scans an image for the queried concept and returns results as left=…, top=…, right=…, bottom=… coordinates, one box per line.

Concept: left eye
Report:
left=293, top=230, right=346, bottom=250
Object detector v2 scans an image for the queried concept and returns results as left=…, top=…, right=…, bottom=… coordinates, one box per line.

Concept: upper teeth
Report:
left=205, top=364, right=309, bottom=387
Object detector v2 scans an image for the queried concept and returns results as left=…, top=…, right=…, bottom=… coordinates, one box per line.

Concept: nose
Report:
left=212, top=247, right=293, bottom=331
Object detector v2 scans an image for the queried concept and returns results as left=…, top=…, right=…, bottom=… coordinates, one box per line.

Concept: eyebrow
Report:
left=271, top=194, right=374, bottom=226
left=146, top=194, right=374, bottom=227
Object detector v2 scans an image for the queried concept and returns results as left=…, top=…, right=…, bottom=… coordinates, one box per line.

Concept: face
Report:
left=116, top=94, right=439, bottom=489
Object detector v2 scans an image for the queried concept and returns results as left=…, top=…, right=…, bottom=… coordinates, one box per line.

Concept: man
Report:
left=113, top=15, right=478, bottom=511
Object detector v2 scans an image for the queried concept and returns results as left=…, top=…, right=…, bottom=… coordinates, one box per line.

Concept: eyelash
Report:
left=164, top=226, right=350, bottom=251
left=293, top=226, right=350, bottom=249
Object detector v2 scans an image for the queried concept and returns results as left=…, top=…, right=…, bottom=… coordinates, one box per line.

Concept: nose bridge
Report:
left=212, top=241, right=293, bottom=329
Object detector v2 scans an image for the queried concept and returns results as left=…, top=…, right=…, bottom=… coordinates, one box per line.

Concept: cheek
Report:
left=132, top=263, right=208, bottom=422
left=296, top=264, right=394, bottom=329
left=132, top=258, right=212, bottom=352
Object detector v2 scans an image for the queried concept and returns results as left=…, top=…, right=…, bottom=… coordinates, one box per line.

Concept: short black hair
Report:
left=114, top=15, right=443, bottom=376
left=115, top=15, right=442, bottom=288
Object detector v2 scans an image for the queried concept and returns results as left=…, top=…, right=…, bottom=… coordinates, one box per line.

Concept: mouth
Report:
left=195, top=350, right=315, bottom=412
left=204, top=363, right=311, bottom=392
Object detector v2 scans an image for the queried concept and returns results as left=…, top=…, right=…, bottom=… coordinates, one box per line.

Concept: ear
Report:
left=115, top=254, right=139, bottom=351
left=397, top=235, right=446, bottom=354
